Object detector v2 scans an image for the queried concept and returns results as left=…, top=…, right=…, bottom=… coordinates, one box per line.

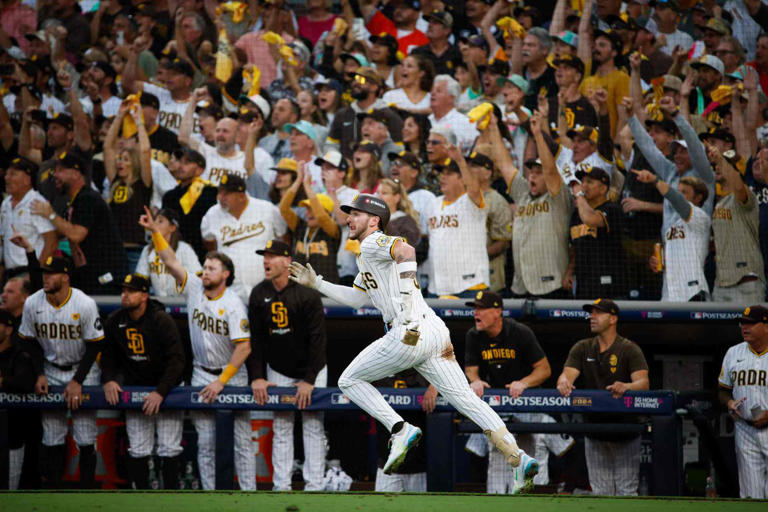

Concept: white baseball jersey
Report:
left=135, top=241, right=202, bottom=297
left=408, top=187, right=436, bottom=236
left=200, top=197, right=287, bottom=295
left=197, top=143, right=247, bottom=186
left=426, top=193, right=489, bottom=296
left=150, top=159, right=178, bottom=209
left=555, top=146, right=616, bottom=185
left=428, top=108, right=479, bottom=153
left=178, top=271, right=250, bottom=368
left=18, top=288, right=104, bottom=365
left=662, top=204, right=711, bottom=301
left=141, top=82, right=200, bottom=136
left=0, top=189, right=55, bottom=269
left=251, top=147, right=276, bottom=185
left=336, top=185, right=360, bottom=279
left=719, top=341, right=768, bottom=422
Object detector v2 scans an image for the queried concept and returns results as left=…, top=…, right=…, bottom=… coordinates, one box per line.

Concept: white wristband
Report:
left=396, top=261, right=417, bottom=273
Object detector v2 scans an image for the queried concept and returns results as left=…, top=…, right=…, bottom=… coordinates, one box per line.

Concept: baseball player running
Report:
left=101, top=273, right=186, bottom=489
left=288, top=189, right=539, bottom=490
left=18, top=256, right=104, bottom=488
left=139, top=206, right=255, bottom=490
left=718, top=305, right=768, bottom=499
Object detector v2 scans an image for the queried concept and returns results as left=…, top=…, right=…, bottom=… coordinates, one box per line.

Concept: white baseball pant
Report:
left=125, top=410, right=184, bottom=458
left=374, top=468, right=427, bottom=492
left=41, top=363, right=100, bottom=447
left=584, top=436, right=641, bottom=496
left=734, top=420, right=768, bottom=499
left=267, top=364, right=328, bottom=491
left=191, top=366, right=256, bottom=490
left=337, top=316, right=507, bottom=434
left=9, top=446, right=23, bottom=490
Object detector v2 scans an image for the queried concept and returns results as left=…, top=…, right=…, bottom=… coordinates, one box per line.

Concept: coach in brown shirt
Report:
left=556, top=298, right=649, bottom=496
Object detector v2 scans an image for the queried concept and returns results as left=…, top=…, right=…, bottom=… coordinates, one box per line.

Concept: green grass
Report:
left=2, top=492, right=766, bottom=512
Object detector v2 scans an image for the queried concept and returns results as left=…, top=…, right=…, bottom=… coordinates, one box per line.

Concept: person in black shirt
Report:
left=31, top=152, right=125, bottom=294
left=464, top=291, right=572, bottom=493
left=140, top=93, right=179, bottom=167
left=101, top=274, right=185, bottom=490
left=549, top=55, right=597, bottom=136
left=247, top=239, right=328, bottom=491
left=161, top=148, right=218, bottom=261
left=412, top=11, right=463, bottom=76
left=522, top=28, right=558, bottom=111
left=0, top=309, right=36, bottom=489
left=570, top=167, right=626, bottom=300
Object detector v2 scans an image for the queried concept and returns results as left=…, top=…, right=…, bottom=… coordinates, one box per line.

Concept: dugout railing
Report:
left=0, top=387, right=681, bottom=493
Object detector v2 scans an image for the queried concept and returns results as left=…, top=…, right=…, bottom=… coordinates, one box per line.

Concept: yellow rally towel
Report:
left=217, top=1, right=248, bottom=23
left=333, top=17, right=348, bottom=36
left=243, top=66, right=262, bottom=96
left=179, top=177, right=208, bottom=214
left=280, top=45, right=298, bottom=66
left=496, top=17, right=526, bottom=39
left=215, top=29, right=233, bottom=83
left=650, top=76, right=665, bottom=102
left=345, top=238, right=361, bottom=255
left=263, top=31, right=285, bottom=46
left=122, top=93, right=144, bottom=138
left=468, top=102, right=494, bottom=130
left=710, top=84, right=734, bottom=105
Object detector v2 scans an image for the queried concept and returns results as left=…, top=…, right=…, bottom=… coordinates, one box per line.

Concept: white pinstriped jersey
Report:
left=555, top=147, right=616, bottom=184
left=18, top=288, right=104, bottom=365
left=426, top=193, right=489, bottom=296
left=662, top=204, right=711, bottom=301
left=353, top=232, right=434, bottom=325
left=200, top=197, right=287, bottom=293
left=197, top=143, right=247, bottom=186
left=0, top=189, right=55, bottom=269
left=135, top=241, right=202, bottom=297
left=719, top=341, right=768, bottom=421
left=178, top=271, right=250, bottom=368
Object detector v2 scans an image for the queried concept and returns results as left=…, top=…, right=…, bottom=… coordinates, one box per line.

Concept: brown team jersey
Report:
left=484, top=188, right=513, bottom=292
left=712, top=190, right=764, bottom=287
left=564, top=335, right=648, bottom=390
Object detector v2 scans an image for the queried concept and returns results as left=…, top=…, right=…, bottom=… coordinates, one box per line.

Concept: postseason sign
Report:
left=0, top=387, right=675, bottom=415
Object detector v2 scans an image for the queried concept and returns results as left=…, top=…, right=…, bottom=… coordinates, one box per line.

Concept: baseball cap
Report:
left=582, top=298, right=620, bottom=315
left=284, top=120, right=318, bottom=145
left=369, top=32, right=399, bottom=52
left=671, top=139, right=688, bottom=151
left=356, top=108, right=391, bottom=126
left=315, top=150, right=349, bottom=171
left=289, top=41, right=311, bottom=63
left=24, top=30, right=47, bottom=43
left=567, top=125, right=599, bottom=144
left=661, top=74, right=682, bottom=92
left=575, top=166, right=610, bottom=186
left=240, top=94, right=271, bottom=120
left=178, top=147, right=206, bottom=168
left=156, top=208, right=180, bottom=227
left=353, top=140, right=382, bottom=160
left=690, top=55, right=724, bottom=75
left=140, top=92, right=160, bottom=110
left=502, top=74, right=529, bottom=94
left=434, top=157, right=461, bottom=174
left=54, top=151, right=85, bottom=173
left=424, top=10, right=453, bottom=28
left=299, top=193, right=335, bottom=213
left=552, top=30, right=578, bottom=49
left=524, top=158, right=543, bottom=167
left=91, top=60, right=117, bottom=79
left=49, top=113, right=74, bottom=130
left=340, top=52, right=371, bottom=68
left=314, top=79, right=344, bottom=97
left=650, top=0, right=679, bottom=10
left=387, top=150, right=422, bottom=171
left=396, top=0, right=421, bottom=11
left=354, top=67, right=383, bottom=86
left=699, top=128, right=735, bottom=145
left=553, top=54, right=585, bottom=76
left=165, top=57, right=195, bottom=78
left=465, top=290, right=503, bottom=309
left=256, top=239, right=292, bottom=257
left=704, top=17, right=731, bottom=36
left=271, top=158, right=299, bottom=173
left=197, top=101, right=225, bottom=120
left=466, top=151, right=494, bottom=171
left=219, top=173, right=246, bottom=193
left=466, top=34, right=489, bottom=51
left=481, top=58, right=510, bottom=77
left=645, top=117, right=678, bottom=135
left=9, top=156, right=38, bottom=177
left=40, top=255, right=71, bottom=274
left=605, top=13, right=637, bottom=31
left=739, top=305, right=768, bottom=323
left=593, top=28, right=623, bottom=54
left=122, top=273, right=150, bottom=292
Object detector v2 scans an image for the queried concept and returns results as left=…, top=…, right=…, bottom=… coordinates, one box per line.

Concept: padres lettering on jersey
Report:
left=719, top=341, right=768, bottom=421
left=220, top=222, right=266, bottom=247
left=295, top=240, right=331, bottom=257
left=570, top=223, right=598, bottom=240
left=192, top=307, right=230, bottom=335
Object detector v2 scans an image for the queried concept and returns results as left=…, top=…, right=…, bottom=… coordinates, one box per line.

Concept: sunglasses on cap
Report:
left=354, top=74, right=369, bottom=85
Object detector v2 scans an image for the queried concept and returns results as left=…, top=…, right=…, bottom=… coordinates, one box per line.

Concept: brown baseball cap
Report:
left=582, top=298, right=620, bottom=315
left=739, top=305, right=768, bottom=323
left=465, top=290, right=503, bottom=309
left=256, top=239, right=292, bottom=257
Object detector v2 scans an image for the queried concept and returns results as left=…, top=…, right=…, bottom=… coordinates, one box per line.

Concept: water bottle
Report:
left=622, top=189, right=635, bottom=219
left=705, top=476, right=716, bottom=498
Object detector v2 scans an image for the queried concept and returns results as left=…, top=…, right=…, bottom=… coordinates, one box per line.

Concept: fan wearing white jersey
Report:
left=18, top=256, right=104, bottom=488
left=632, top=170, right=711, bottom=301
left=139, top=206, right=255, bottom=491
left=135, top=208, right=201, bottom=297
left=288, top=189, right=539, bottom=491
left=179, top=89, right=247, bottom=186
left=718, top=305, right=768, bottom=499
left=200, top=174, right=287, bottom=302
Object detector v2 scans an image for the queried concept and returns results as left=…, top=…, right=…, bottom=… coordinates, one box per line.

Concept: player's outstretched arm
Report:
left=138, top=205, right=187, bottom=286
left=289, top=262, right=371, bottom=309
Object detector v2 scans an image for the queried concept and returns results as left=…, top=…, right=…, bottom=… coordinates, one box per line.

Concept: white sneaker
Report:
left=382, top=422, right=422, bottom=475
left=510, top=450, right=538, bottom=495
